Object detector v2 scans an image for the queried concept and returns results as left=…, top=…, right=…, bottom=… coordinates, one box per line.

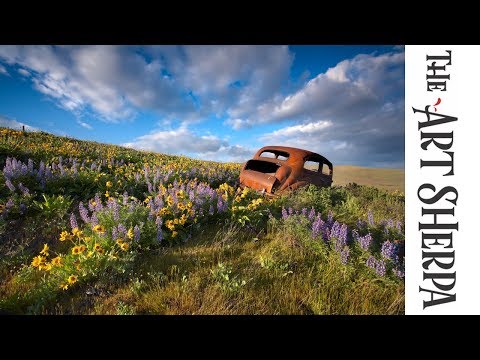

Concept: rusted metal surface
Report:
left=239, top=146, right=333, bottom=195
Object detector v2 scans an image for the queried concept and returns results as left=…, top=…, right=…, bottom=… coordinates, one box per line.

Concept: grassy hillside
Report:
left=334, top=165, right=404, bottom=192
left=0, top=128, right=404, bottom=314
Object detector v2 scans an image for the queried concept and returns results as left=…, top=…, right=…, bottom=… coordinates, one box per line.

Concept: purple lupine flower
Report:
left=311, top=215, right=324, bottom=239
left=70, top=213, right=78, bottom=230
left=301, top=207, right=308, bottom=217
left=91, top=213, right=98, bottom=226
left=282, top=208, right=289, bottom=220
left=5, top=179, right=15, bottom=192
left=396, top=221, right=402, bottom=232
left=288, top=207, right=294, bottom=216
left=79, top=202, right=90, bottom=223
left=17, top=183, right=30, bottom=196
left=112, top=227, right=118, bottom=240
left=134, top=225, right=140, bottom=242
left=356, top=218, right=367, bottom=229
left=375, top=259, right=386, bottom=276
left=327, top=211, right=334, bottom=225
left=366, top=256, right=376, bottom=269
left=19, top=203, right=26, bottom=215
left=112, top=201, right=120, bottom=221
left=156, top=217, right=163, bottom=242
left=308, top=207, right=316, bottom=221
left=340, top=248, right=350, bottom=265
left=381, top=241, right=398, bottom=262
left=5, top=198, right=14, bottom=209
left=367, top=210, right=374, bottom=226
left=147, top=181, right=153, bottom=193
left=117, top=223, right=127, bottom=237
left=27, top=158, right=34, bottom=174
left=394, top=267, right=405, bottom=279
left=94, top=193, right=103, bottom=212
left=357, top=233, right=373, bottom=251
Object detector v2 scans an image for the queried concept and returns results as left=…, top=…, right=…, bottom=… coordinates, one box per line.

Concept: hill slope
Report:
left=0, top=127, right=405, bottom=314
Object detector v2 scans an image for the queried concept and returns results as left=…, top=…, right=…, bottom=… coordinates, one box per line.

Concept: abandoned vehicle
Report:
left=239, top=146, right=333, bottom=195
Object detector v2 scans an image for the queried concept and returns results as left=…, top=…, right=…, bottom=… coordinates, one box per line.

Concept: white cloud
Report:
left=0, top=45, right=294, bottom=125
left=17, top=68, right=30, bottom=77
left=77, top=120, right=93, bottom=130
left=0, top=115, right=38, bottom=131
left=123, top=125, right=227, bottom=156
left=0, top=64, right=8, bottom=76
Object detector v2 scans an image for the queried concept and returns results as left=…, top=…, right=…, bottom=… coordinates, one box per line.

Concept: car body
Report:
left=239, top=146, right=333, bottom=195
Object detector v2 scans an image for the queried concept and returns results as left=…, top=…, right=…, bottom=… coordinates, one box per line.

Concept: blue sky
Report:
left=0, top=45, right=404, bottom=167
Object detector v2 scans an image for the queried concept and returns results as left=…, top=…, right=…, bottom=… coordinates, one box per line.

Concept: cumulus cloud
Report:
left=17, top=68, right=30, bottom=77
left=0, top=45, right=293, bottom=124
left=123, top=125, right=228, bottom=156
left=0, top=114, right=38, bottom=131
left=0, top=64, right=8, bottom=76
left=254, top=50, right=405, bottom=167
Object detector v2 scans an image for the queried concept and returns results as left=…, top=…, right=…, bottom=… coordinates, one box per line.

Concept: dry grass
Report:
left=333, top=165, right=404, bottom=192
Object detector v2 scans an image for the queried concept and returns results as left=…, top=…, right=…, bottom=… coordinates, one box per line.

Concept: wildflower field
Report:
left=0, top=128, right=404, bottom=314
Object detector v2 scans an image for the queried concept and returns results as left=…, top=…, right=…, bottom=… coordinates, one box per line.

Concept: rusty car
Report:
left=239, top=146, right=333, bottom=195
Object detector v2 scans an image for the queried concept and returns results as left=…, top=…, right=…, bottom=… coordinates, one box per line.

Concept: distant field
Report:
left=333, top=165, right=404, bottom=192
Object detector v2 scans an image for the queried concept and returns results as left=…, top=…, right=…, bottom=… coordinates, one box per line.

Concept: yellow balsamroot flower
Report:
left=93, top=224, right=105, bottom=234
left=72, top=227, right=80, bottom=235
left=234, top=196, right=241, bottom=203
left=120, top=242, right=129, bottom=251
left=51, top=256, right=62, bottom=267
left=84, top=236, right=93, bottom=243
left=40, top=243, right=49, bottom=256
left=67, top=275, right=78, bottom=284
left=72, top=246, right=82, bottom=255
left=79, top=245, right=86, bottom=253
left=173, top=218, right=179, bottom=225
left=127, top=227, right=134, bottom=240
left=42, top=263, right=52, bottom=271
left=31, top=255, right=46, bottom=268
left=59, top=230, right=72, bottom=241
left=116, top=238, right=124, bottom=245
left=172, top=231, right=178, bottom=238
left=94, top=244, right=104, bottom=253
left=105, top=191, right=110, bottom=198
left=60, top=283, right=69, bottom=290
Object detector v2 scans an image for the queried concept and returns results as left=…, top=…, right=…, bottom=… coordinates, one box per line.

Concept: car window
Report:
left=304, top=160, right=320, bottom=172
left=259, top=151, right=276, bottom=158
left=259, top=151, right=289, bottom=160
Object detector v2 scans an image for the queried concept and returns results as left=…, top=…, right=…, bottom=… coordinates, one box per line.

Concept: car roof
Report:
left=255, top=146, right=332, bottom=167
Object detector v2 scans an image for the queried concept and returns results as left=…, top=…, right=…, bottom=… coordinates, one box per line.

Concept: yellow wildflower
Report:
left=59, top=230, right=72, bottom=241
left=84, top=236, right=92, bottom=242
left=106, top=181, right=113, bottom=187
left=126, top=227, right=134, bottom=240
left=116, top=238, right=124, bottom=245
left=105, top=191, right=110, bottom=198
left=60, top=283, right=69, bottom=290
left=172, top=231, right=178, bottom=238
left=120, top=242, right=129, bottom=251
left=67, top=275, right=78, bottom=284
left=72, top=246, right=81, bottom=255
left=93, top=224, right=105, bottom=234
left=40, top=243, right=49, bottom=256
left=51, top=256, right=62, bottom=267
left=31, top=255, right=46, bottom=268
